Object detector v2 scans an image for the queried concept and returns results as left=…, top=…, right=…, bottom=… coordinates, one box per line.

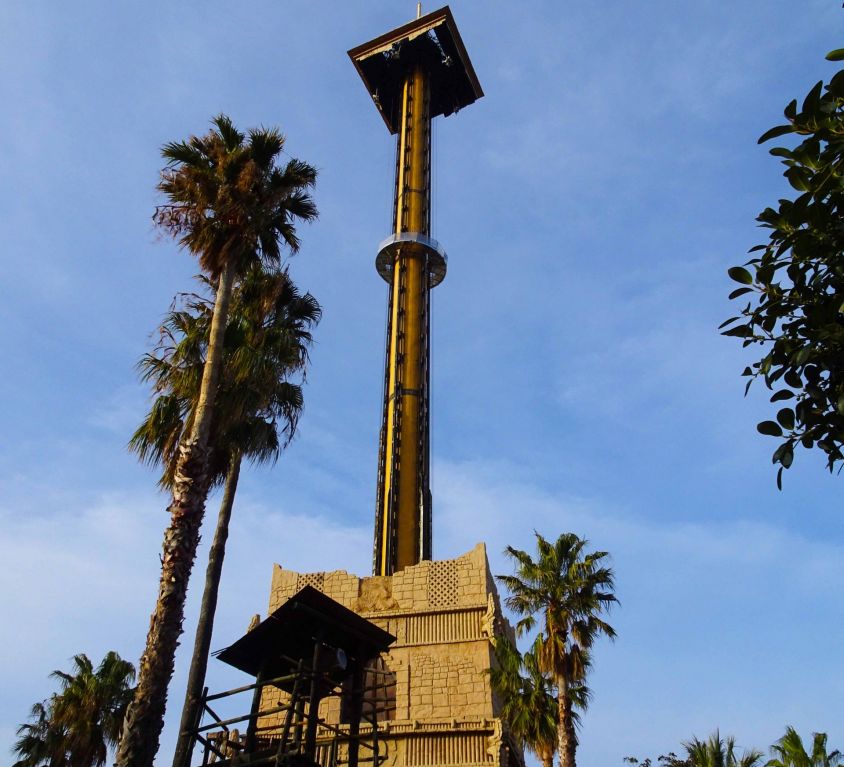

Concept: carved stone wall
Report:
left=262, top=543, right=521, bottom=767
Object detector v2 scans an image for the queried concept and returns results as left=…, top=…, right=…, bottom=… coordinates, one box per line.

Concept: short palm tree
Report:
left=682, top=731, right=763, bottom=767
left=13, top=702, right=67, bottom=767
left=767, top=726, right=842, bottom=767
left=497, top=532, right=617, bottom=767
left=490, top=634, right=593, bottom=767
left=522, top=647, right=561, bottom=767
left=13, top=652, right=135, bottom=767
left=129, top=266, right=319, bottom=767
left=490, top=636, right=558, bottom=767
left=116, top=116, right=317, bottom=767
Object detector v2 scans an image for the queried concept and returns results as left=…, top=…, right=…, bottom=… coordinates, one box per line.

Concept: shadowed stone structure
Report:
left=258, top=544, right=522, bottom=767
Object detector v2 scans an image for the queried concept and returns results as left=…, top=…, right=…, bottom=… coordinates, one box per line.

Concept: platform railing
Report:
left=187, top=661, right=395, bottom=767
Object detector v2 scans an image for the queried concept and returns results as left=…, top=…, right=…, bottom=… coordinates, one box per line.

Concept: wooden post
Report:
left=304, top=637, right=325, bottom=758
left=245, top=664, right=266, bottom=753
left=278, top=659, right=304, bottom=759
left=346, top=660, right=365, bottom=767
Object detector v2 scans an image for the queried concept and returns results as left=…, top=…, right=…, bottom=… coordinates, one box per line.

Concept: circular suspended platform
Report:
left=375, top=232, right=448, bottom=288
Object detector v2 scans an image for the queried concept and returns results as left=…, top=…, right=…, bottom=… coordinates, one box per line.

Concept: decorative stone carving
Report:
left=487, top=719, right=503, bottom=762
left=356, top=576, right=399, bottom=612
left=481, top=594, right=497, bottom=645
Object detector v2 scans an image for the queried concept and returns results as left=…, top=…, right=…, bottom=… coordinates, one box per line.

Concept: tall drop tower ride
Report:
left=249, top=11, right=523, bottom=767
left=348, top=6, right=483, bottom=576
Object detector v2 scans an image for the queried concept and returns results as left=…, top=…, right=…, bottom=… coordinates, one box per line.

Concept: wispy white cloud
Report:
left=432, top=457, right=844, bottom=762
left=0, top=484, right=372, bottom=764
left=88, top=384, right=149, bottom=435
left=434, top=456, right=843, bottom=584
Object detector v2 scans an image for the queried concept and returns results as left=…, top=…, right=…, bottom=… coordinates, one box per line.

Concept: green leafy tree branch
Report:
left=723, top=49, right=844, bottom=487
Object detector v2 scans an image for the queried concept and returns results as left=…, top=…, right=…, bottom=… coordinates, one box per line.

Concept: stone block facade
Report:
left=261, top=543, right=522, bottom=767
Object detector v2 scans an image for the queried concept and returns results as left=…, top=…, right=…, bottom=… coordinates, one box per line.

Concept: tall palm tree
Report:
left=767, top=726, right=842, bottom=767
left=13, top=653, right=135, bottom=767
left=116, top=116, right=317, bottom=767
left=683, top=731, right=763, bottom=767
left=497, top=532, right=617, bottom=767
left=129, top=267, right=319, bottom=767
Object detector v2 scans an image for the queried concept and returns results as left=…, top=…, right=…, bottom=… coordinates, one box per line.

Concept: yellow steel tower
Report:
left=349, top=8, right=483, bottom=576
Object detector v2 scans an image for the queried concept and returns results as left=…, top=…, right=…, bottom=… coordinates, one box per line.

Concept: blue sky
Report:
left=1, top=1, right=843, bottom=765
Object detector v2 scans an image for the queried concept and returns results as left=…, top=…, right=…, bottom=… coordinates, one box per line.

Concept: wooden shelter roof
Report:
left=215, top=586, right=395, bottom=681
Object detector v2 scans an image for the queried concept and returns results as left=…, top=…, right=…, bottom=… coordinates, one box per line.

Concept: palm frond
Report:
left=131, top=264, right=320, bottom=489
left=212, top=114, right=245, bottom=151
left=248, top=127, right=285, bottom=168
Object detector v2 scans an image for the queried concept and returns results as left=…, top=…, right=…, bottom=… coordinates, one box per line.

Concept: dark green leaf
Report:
left=758, top=421, right=783, bottom=437
left=802, top=80, right=824, bottom=115
left=806, top=385, right=823, bottom=404
left=784, top=370, right=802, bottom=388
left=758, top=124, right=794, bottom=144
left=756, top=263, right=775, bottom=284
left=829, top=70, right=844, bottom=97
left=785, top=166, right=811, bottom=192
left=771, top=390, right=795, bottom=402
left=825, top=48, right=844, bottom=61
left=776, top=466, right=784, bottom=490
left=723, top=325, right=751, bottom=337
left=777, top=407, right=795, bottom=430
left=781, top=444, right=794, bottom=468
left=784, top=99, right=798, bottom=119
left=794, top=347, right=812, bottom=365
left=728, top=266, right=753, bottom=284
left=728, top=287, right=753, bottom=300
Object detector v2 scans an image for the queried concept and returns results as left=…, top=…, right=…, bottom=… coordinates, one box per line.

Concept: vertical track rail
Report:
left=374, top=64, right=433, bottom=575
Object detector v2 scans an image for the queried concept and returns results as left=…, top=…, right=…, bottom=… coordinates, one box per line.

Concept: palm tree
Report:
left=51, top=653, right=136, bottom=767
left=489, top=637, right=558, bottom=767
left=12, top=653, right=135, bottom=767
left=522, top=647, right=562, bottom=767
left=129, top=267, right=320, bottom=767
left=13, top=701, right=67, bottom=767
left=116, top=116, right=317, bottom=767
left=490, top=634, right=593, bottom=767
left=497, top=532, right=617, bottom=767
left=767, top=726, right=842, bottom=767
left=682, top=731, right=763, bottom=767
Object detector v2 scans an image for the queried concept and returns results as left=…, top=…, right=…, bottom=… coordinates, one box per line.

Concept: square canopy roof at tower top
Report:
left=348, top=5, right=484, bottom=135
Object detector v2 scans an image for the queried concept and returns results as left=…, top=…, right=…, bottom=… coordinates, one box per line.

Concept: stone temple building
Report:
left=259, top=545, right=520, bottom=767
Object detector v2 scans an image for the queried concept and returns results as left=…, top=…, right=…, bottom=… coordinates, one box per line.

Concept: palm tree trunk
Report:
left=557, top=677, right=574, bottom=767
left=171, top=453, right=242, bottom=767
left=563, top=691, right=576, bottom=767
left=540, top=749, right=554, bottom=767
left=116, top=263, right=237, bottom=767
